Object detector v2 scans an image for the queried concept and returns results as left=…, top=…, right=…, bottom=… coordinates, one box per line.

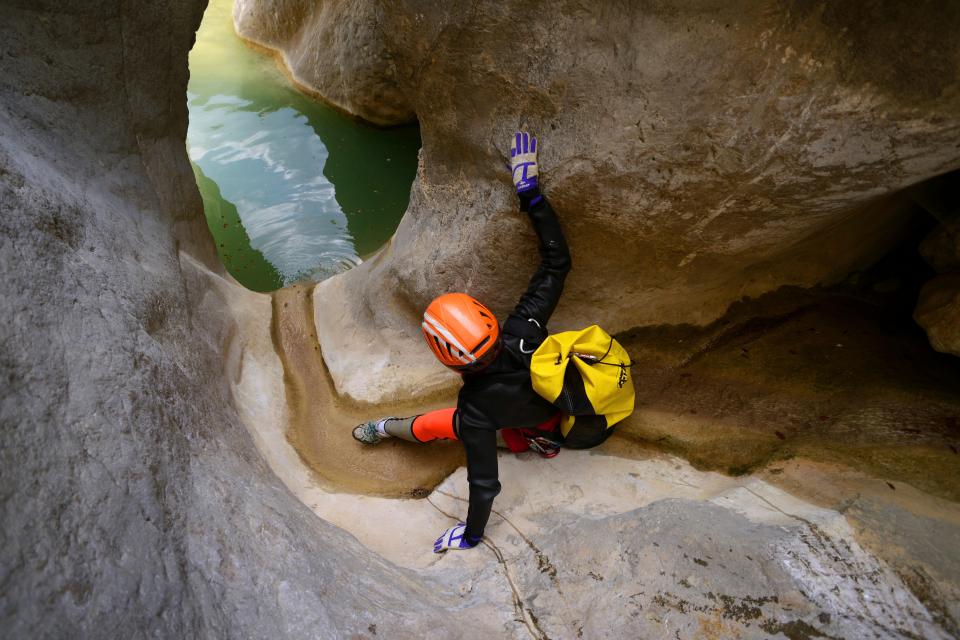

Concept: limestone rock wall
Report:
left=233, top=0, right=415, bottom=125
left=0, top=1, right=494, bottom=636
left=256, top=0, right=960, bottom=402
left=4, top=0, right=960, bottom=636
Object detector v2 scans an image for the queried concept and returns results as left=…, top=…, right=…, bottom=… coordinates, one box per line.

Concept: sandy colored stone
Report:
left=250, top=1, right=960, bottom=403
left=233, top=0, right=414, bottom=125
left=915, top=273, right=960, bottom=358
left=313, top=242, right=461, bottom=403
left=5, top=0, right=960, bottom=637
left=612, top=283, right=960, bottom=500
left=273, top=282, right=463, bottom=495
left=226, top=352, right=960, bottom=638
left=210, top=254, right=960, bottom=636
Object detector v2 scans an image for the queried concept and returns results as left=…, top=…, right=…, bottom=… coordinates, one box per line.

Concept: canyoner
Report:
left=352, top=131, right=634, bottom=553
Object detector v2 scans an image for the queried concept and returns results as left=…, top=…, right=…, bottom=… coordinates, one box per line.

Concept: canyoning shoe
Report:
left=352, top=420, right=386, bottom=445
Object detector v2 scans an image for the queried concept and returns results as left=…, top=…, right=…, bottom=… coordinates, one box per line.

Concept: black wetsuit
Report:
left=457, top=190, right=571, bottom=542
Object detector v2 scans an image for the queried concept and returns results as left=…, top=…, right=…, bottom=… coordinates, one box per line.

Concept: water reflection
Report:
left=187, top=0, right=420, bottom=289
left=192, top=162, right=283, bottom=291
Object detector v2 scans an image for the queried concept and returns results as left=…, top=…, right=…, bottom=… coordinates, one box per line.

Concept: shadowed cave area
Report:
left=617, top=172, right=960, bottom=487
left=2, top=1, right=960, bottom=639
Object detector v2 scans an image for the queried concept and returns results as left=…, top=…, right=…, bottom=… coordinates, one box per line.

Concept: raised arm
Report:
left=505, top=132, right=571, bottom=334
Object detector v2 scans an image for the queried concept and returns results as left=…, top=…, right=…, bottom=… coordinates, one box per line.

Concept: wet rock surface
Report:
left=306, top=223, right=960, bottom=502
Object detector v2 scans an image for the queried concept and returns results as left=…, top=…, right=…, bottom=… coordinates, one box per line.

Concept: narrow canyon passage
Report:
left=3, top=0, right=960, bottom=638
left=203, top=3, right=960, bottom=634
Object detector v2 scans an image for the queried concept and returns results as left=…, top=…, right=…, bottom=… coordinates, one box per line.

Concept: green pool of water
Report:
left=187, top=0, right=421, bottom=291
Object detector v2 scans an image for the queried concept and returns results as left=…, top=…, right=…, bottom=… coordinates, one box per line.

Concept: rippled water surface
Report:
left=187, top=0, right=421, bottom=291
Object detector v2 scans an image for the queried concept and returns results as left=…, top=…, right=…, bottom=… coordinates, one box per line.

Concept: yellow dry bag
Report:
left=530, top=325, right=634, bottom=449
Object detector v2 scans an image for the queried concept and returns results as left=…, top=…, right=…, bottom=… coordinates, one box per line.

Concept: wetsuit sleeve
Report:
left=506, top=191, right=572, bottom=332
left=458, top=418, right=500, bottom=541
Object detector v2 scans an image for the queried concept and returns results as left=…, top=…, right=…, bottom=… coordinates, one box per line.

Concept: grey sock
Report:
left=383, top=416, right=420, bottom=443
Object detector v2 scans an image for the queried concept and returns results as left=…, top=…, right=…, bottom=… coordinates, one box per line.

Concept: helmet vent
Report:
left=472, top=335, right=491, bottom=354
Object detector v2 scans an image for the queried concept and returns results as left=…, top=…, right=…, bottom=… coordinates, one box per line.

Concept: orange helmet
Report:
left=421, top=293, right=501, bottom=372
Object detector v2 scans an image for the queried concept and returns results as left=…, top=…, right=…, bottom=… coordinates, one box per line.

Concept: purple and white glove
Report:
left=434, top=523, right=481, bottom=553
left=510, top=131, right=539, bottom=194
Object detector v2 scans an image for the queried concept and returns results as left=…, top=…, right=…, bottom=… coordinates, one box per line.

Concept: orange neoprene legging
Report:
left=384, top=408, right=558, bottom=447
left=411, top=407, right=458, bottom=442
left=381, top=409, right=458, bottom=443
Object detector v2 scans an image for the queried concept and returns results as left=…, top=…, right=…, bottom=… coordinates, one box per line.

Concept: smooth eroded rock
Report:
left=261, top=0, right=960, bottom=402
left=5, top=0, right=960, bottom=636
left=915, top=273, right=960, bottom=358
left=233, top=0, right=415, bottom=125
left=0, top=1, right=491, bottom=636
